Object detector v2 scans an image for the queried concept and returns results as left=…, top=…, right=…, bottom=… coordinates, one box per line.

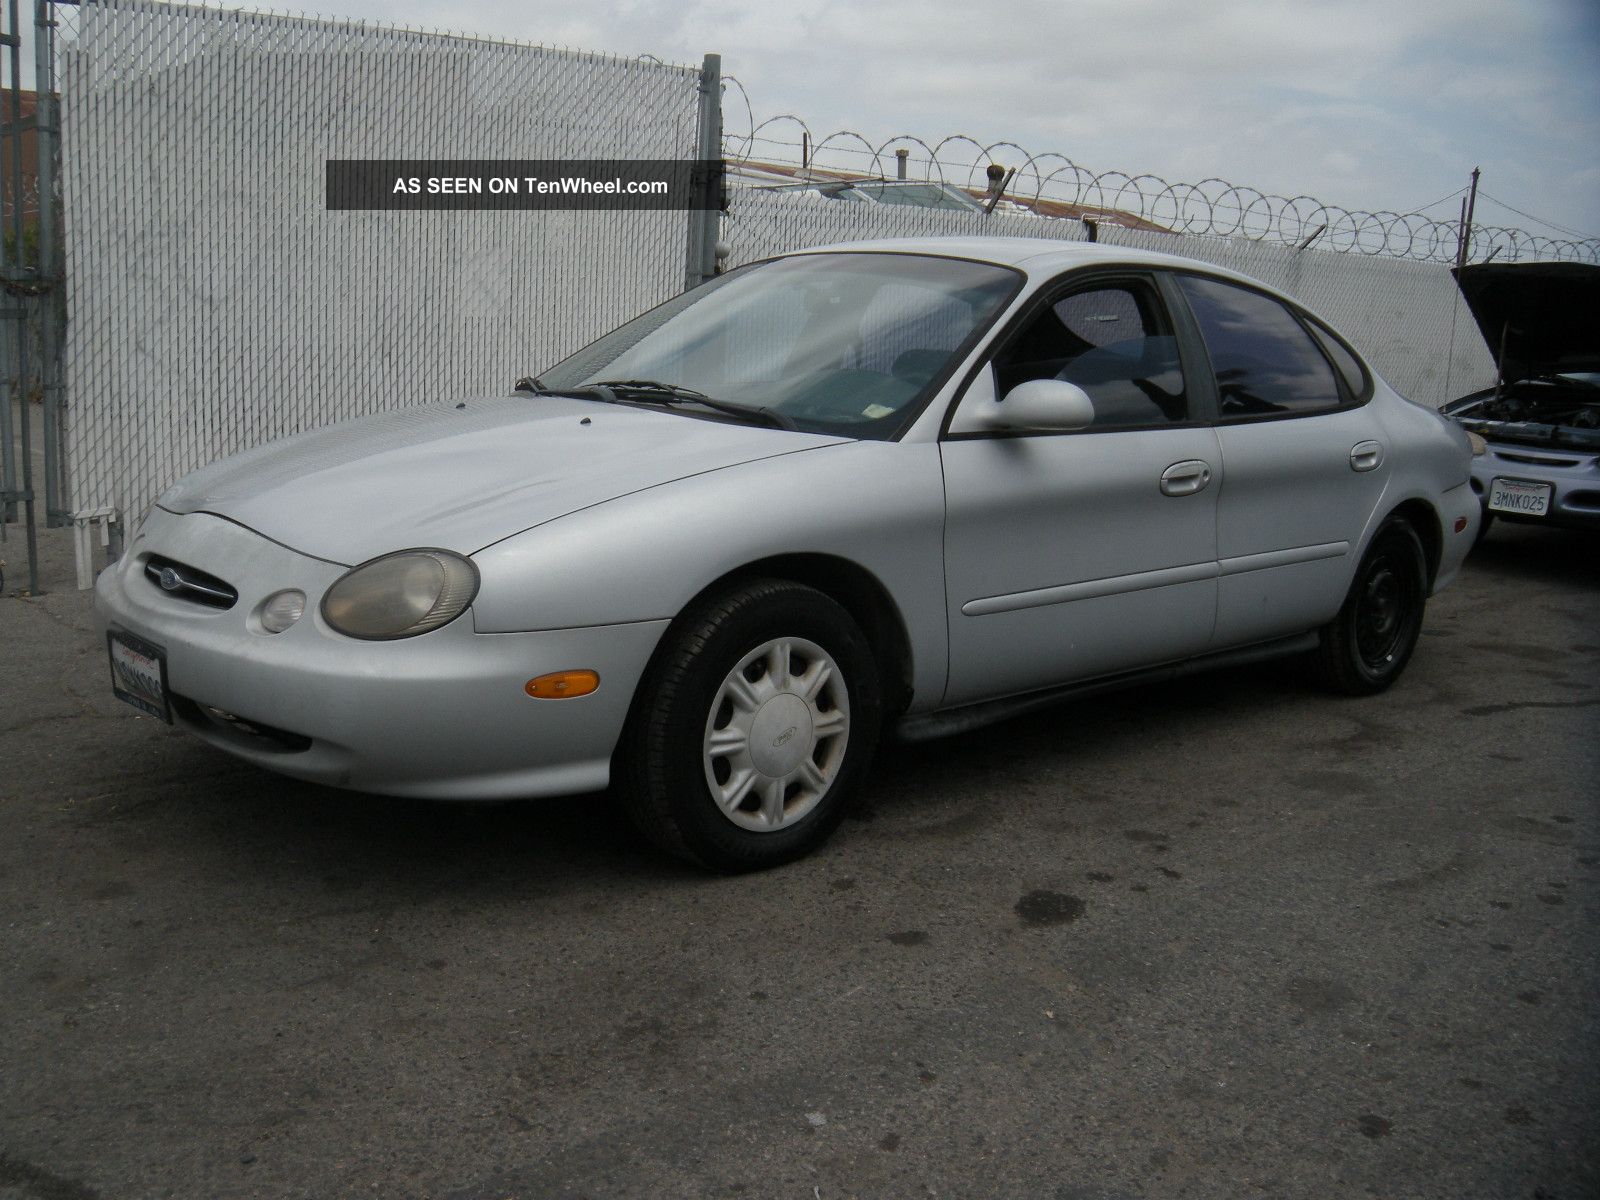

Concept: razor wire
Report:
left=722, top=96, right=1600, bottom=266
left=57, top=0, right=704, bottom=533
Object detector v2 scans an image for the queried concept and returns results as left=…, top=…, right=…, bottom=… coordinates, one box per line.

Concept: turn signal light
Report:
left=525, top=670, right=600, bottom=699
left=1454, top=517, right=1468, bottom=533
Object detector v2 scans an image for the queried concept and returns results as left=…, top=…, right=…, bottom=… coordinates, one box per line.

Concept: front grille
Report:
left=143, top=555, right=238, bottom=610
left=1496, top=450, right=1581, bottom=468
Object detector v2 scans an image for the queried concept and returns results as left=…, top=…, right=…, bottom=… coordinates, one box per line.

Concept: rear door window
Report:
left=1176, top=275, right=1346, bottom=418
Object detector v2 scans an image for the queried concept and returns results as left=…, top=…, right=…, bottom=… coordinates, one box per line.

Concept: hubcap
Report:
left=703, top=636, right=850, bottom=832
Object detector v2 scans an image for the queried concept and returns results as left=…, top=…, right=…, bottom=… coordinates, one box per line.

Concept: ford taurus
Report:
left=96, top=238, right=1481, bottom=870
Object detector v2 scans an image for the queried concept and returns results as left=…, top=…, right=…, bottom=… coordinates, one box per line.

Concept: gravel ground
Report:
left=1, top=519, right=1595, bottom=1199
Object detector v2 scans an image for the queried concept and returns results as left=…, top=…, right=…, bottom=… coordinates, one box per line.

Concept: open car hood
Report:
left=1453, top=262, right=1600, bottom=384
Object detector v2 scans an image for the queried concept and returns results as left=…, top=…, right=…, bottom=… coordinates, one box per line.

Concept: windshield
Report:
left=538, top=252, right=1021, bottom=438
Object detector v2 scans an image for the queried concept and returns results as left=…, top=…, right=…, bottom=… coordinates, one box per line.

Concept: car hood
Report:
left=1453, top=262, right=1600, bottom=384
left=157, top=395, right=848, bottom=563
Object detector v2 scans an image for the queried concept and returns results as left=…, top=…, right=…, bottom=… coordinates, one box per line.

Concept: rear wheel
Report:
left=1315, top=518, right=1428, bottom=695
left=617, top=579, right=881, bottom=872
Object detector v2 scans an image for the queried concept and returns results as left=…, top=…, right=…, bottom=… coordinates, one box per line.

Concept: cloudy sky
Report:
left=326, top=0, right=1599, bottom=240
left=23, top=0, right=1600, bottom=239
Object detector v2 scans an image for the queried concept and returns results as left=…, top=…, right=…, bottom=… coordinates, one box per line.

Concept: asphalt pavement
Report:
left=1, top=520, right=1596, bottom=1199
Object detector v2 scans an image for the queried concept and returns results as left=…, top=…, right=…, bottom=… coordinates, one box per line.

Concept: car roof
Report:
left=784, top=235, right=1264, bottom=286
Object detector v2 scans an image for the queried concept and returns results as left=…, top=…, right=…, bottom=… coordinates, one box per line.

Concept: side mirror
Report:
left=981, top=378, right=1095, bottom=432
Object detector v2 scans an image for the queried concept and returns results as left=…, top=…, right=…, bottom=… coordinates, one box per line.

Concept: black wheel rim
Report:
left=1355, top=550, right=1418, bottom=671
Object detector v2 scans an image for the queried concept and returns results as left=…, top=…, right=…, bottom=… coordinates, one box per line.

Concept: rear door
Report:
left=1171, top=273, right=1390, bottom=647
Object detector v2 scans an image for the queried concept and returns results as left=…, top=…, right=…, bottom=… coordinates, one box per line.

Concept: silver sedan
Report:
left=96, top=238, right=1481, bottom=870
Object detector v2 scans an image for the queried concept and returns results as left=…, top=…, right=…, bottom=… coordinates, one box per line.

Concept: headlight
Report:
left=1465, top=430, right=1487, bottom=456
left=321, top=549, right=479, bottom=640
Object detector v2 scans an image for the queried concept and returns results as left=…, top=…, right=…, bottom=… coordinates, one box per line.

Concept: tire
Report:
left=1315, top=518, right=1428, bottom=695
left=616, top=579, right=882, bottom=872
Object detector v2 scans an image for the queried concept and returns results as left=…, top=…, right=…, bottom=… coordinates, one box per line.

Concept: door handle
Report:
left=1350, top=440, right=1384, bottom=472
left=1160, top=459, right=1213, bottom=497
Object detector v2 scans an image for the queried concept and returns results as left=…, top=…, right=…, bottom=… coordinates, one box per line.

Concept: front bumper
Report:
left=1469, top=443, right=1600, bottom=531
left=94, top=509, right=668, bottom=799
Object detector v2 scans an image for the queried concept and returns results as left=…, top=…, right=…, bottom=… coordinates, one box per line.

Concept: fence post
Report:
left=2, top=0, right=40, bottom=592
left=33, top=0, right=66, bottom=528
left=684, top=52, right=721, bottom=290
left=0, top=1, right=19, bottom=526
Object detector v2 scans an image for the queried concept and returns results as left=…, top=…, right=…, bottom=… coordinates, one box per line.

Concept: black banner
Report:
left=326, top=159, right=724, bottom=211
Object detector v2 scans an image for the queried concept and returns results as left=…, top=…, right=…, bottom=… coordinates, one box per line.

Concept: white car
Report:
left=97, top=237, right=1481, bottom=870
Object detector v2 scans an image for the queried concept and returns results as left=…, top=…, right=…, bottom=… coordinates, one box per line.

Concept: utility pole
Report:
left=1455, top=166, right=1481, bottom=270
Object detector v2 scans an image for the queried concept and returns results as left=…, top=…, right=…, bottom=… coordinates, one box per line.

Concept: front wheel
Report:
left=617, top=579, right=882, bottom=872
left=1315, top=518, right=1428, bottom=695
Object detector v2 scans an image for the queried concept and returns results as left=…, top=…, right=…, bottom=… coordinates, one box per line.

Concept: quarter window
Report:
left=992, top=281, right=1189, bottom=426
left=1176, top=275, right=1344, bottom=417
left=1306, top=319, right=1368, bottom=401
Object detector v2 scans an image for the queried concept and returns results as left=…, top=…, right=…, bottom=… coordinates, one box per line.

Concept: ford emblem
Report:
left=158, top=566, right=182, bottom=591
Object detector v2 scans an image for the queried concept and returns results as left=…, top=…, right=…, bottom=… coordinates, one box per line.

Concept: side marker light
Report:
left=525, top=670, right=600, bottom=699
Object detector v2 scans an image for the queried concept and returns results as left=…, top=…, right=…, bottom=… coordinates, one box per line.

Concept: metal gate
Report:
left=1, top=0, right=67, bottom=596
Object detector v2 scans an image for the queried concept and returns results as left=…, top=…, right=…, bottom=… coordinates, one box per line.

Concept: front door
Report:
left=940, top=274, right=1221, bottom=707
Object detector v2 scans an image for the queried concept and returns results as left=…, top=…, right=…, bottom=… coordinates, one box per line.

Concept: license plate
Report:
left=1487, top=477, right=1552, bottom=517
left=108, top=629, right=172, bottom=723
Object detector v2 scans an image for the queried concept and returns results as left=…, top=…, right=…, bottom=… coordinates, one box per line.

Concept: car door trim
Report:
left=962, top=540, right=1350, bottom=617
left=962, top=560, right=1218, bottom=616
left=1218, top=540, right=1349, bottom=576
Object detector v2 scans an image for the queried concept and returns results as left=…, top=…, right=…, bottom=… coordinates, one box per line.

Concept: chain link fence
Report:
left=57, top=0, right=707, bottom=580
left=24, top=0, right=1512, bottom=591
left=719, top=190, right=1497, bottom=410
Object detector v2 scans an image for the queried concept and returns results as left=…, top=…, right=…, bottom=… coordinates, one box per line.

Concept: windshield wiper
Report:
left=588, top=379, right=797, bottom=431
left=512, top=377, right=629, bottom=406
left=514, top=376, right=797, bottom=431
left=514, top=376, right=578, bottom=396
